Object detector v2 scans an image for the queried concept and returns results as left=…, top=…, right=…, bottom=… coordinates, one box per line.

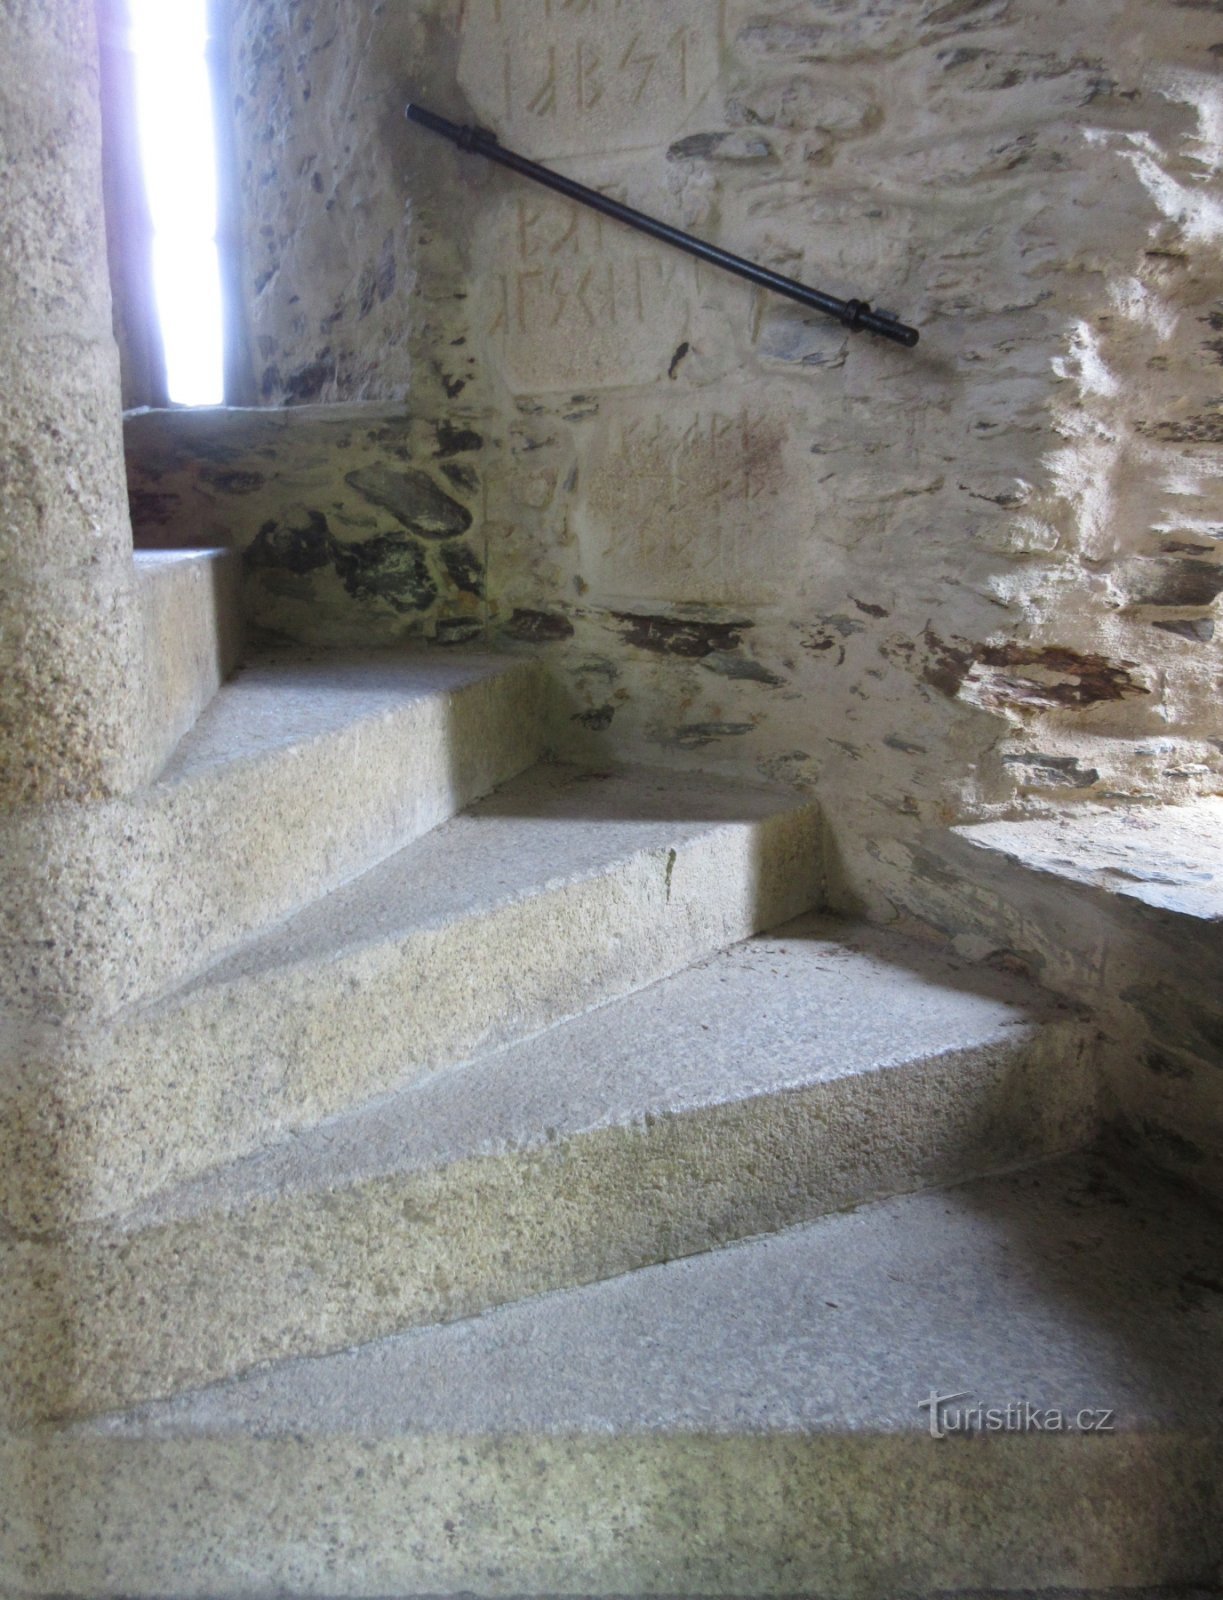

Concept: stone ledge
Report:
left=939, top=799, right=1223, bottom=1207
left=955, top=797, right=1223, bottom=926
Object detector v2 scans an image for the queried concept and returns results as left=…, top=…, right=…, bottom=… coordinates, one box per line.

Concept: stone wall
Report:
left=127, top=0, right=1223, bottom=906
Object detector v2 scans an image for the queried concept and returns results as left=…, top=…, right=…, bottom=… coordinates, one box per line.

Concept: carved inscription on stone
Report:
left=580, top=402, right=816, bottom=605
left=477, top=194, right=695, bottom=391
left=457, top=0, right=722, bottom=158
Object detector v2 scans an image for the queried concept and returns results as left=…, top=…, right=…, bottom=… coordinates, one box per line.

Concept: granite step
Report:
left=0, top=764, right=821, bottom=1234
left=134, top=548, right=242, bottom=783
left=1, top=648, right=550, bottom=1024
left=12, top=1156, right=1221, bottom=1597
left=3, top=915, right=1093, bottom=1420
left=952, top=801, right=1223, bottom=1208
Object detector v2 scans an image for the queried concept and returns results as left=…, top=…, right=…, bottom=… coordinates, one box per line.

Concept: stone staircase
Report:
left=2, top=555, right=1221, bottom=1597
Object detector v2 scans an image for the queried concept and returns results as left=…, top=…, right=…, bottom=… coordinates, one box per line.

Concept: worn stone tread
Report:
left=138, top=914, right=1090, bottom=1228
left=155, top=646, right=532, bottom=787
left=11, top=1159, right=1220, bottom=1596
left=98, top=1156, right=1223, bottom=1439
left=0, top=763, right=820, bottom=1234
left=0, top=916, right=1094, bottom=1423
left=0, top=647, right=548, bottom=1025
left=171, top=761, right=818, bottom=994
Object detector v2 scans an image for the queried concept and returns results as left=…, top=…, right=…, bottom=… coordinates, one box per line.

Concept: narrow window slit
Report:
left=127, top=0, right=225, bottom=406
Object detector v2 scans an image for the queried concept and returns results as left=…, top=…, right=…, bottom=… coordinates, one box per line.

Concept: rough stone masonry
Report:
left=123, top=0, right=1222, bottom=928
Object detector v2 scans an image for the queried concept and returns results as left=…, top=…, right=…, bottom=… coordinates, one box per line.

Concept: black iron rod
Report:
left=405, top=103, right=919, bottom=349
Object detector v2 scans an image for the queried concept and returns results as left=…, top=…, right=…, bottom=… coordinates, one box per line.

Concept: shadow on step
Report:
left=940, top=1154, right=1223, bottom=1581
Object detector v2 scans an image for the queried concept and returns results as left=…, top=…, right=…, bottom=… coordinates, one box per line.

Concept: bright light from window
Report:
left=128, top=0, right=224, bottom=405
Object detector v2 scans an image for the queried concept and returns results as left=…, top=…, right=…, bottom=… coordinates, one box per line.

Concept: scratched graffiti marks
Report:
left=458, top=0, right=722, bottom=159
left=478, top=194, right=695, bottom=390
left=581, top=402, right=815, bottom=605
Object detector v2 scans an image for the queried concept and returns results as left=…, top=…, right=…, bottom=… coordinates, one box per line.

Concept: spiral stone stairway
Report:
left=1, top=551, right=1220, bottom=1598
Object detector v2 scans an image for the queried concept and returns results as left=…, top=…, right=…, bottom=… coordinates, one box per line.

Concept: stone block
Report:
left=457, top=0, right=722, bottom=160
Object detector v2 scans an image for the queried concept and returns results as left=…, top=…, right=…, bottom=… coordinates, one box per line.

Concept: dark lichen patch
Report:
left=802, top=616, right=867, bottom=666
left=1002, top=752, right=1101, bottom=788
left=611, top=612, right=751, bottom=658
left=1153, top=617, right=1215, bottom=642
left=331, top=534, right=437, bottom=613
left=377, top=234, right=396, bottom=305
left=434, top=616, right=484, bottom=646
left=949, top=49, right=1115, bottom=101
left=245, top=510, right=334, bottom=574
left=939, top=44, right=987, bottom=68
left=818, top=615, right=866, bottom=639
left=1059, top=1166, right=1133, bottom=1210
left=357, top=262, right=379, bottom=319
left=1180, top=1269, right=1223, bottom=1309
left=1144, top=1046, right=1195, bottom=1081
left=1140, top=412, right=1223, bottom=443
left=345, top=466, right=472, bottom=540
left=574, top=654, right=619, bottom=684
left=441, top=462, right=480, bottom=494
left=201, top=468, right=266, bottom=496
left=983, top=948, right=1039, bottom=980
left=127, top=489, right=182, bottom=528
left=921, top=632, right=974, bottom=697
left=1140, top=1119, right=1207, bottom=1167
left=366, top=420, right=414, bottom=450
left=283, top=356, right=333, bottom=404
left=850, top=596, right=890, bottom=618
left=903, top=844, right=968, bottom=895
left=505, top=608, right=575, bottom=643
left=143, top=433, right=242, bottom=466
left=701, top=651, right=785, bottom=687
left=441, top=543, right=485, bottom=598
left=671, top=722, right=756, bottom=748
left=884, top=733, right=927, bottom=754
left=668, top=341, right=691, bottom=380
left=563, top=398, right=599, bottom=423
left=1121, top=558, right=1223, bottom=608
left=573, top=703, right=616, bottom=731
left=1123, top=981, right=1223, bottom=1059
left=926, top=0, right=1004, bottom=25
left=434, top=421, right=484, bottom=457
left=667, top=131, right=774, bottom=162
left=328, top=509, right=379, bottom=532
left=672, top=129, right=716, bottom=158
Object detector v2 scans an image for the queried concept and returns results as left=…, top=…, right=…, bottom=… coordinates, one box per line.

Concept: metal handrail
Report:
left=405, top=103, right=919, bottom=349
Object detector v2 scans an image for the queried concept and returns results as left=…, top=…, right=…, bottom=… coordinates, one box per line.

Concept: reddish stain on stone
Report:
left=922, top=631, right=1149, bottom=708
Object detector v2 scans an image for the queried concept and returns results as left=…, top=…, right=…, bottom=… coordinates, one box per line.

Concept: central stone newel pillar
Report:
left=0, top=0, right=143, bottom=807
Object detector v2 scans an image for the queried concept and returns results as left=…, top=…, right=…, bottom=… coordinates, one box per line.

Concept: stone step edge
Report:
left=9, top=1020, right=1094, bottom=1420
left=2, top=782, right=823, bottom=1230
